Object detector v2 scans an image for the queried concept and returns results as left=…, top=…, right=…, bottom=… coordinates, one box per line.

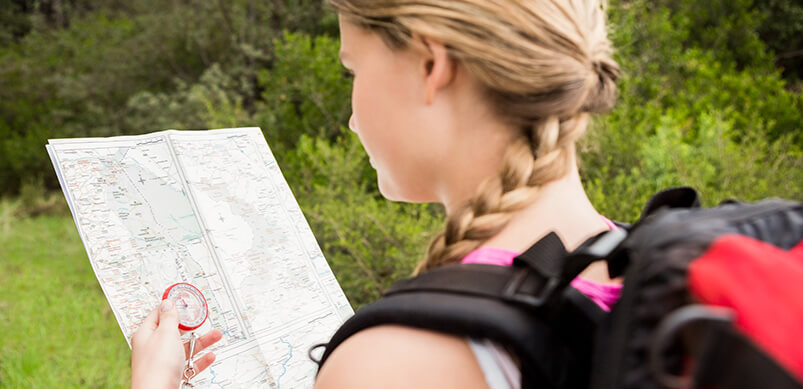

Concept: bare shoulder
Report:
left=315, top=325, right=489, bottom=389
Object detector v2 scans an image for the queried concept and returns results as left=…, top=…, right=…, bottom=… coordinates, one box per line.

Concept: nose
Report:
left=348, top=114, right=357, bottom=133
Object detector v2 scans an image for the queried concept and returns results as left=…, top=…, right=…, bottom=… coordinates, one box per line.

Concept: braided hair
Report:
left=328, top=0, right=621, bottom=273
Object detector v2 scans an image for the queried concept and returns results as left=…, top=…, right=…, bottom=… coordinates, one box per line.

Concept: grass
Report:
left=0, top=209, right=130, bottom=388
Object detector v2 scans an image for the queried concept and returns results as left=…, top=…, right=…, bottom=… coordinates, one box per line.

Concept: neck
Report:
left=478, top=162, right=620, bottom=284
left=477, top=162, right=608, bottom=253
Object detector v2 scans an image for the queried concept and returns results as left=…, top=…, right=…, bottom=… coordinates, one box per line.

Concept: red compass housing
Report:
left=162, top=282, right=209, bottom=331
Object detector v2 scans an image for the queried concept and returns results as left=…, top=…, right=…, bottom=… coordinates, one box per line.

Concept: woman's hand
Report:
left=131, top=299, right=222, bottom=389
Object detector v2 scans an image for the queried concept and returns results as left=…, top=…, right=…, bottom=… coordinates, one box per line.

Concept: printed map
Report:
left=47, top=128, right=353, bottom=388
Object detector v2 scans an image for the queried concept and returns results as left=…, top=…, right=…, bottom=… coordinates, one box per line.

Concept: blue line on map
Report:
left=209, top=368, right=224, bottom=389
left=169, top=214, right=203, bottom=235
left=277, top=337, right=293, bottom=389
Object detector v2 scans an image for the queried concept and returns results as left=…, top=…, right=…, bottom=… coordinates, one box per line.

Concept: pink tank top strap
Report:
left=459, top=215, right=623, bottom=311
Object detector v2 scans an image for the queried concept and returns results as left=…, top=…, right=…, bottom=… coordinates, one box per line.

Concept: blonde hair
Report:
left=329, top=0, right=620, bottom=274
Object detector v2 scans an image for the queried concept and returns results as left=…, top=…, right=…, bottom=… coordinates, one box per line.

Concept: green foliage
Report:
left=124, top=64, right=252, bottom=131
left=608, top=0, right=803, bottom=145
left=2, top=0, right=800, bottom=197
left=649, top=0, right=803, bottom=82
left=651, top=0, right=771, bottom=69
left=0, top=0, right=32, bottom=45
left=257, top=32, right=353, bottom=148
left=0, top=0, right=336, bottom=196
left=280, top=131, right=441, bottom=307
left=756, top=0, right=803, bottom=82
left=584, top=109, right=803, bottom=222
left=582, top=0, right=802, bottom=221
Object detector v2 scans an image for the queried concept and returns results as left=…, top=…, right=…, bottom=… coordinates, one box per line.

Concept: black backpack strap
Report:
left=513, top=231, right=569, bottom=277
left=385, top=264, right=530, bottom=302
left=317, top=286, right=583, bottom=388
left=556, top=228, right=628, bottom=290
left=315, top=232, right=610, bottom=389
left=383, top=233, right=575, bottom=303
left=385, top=231, right=616, bottom=313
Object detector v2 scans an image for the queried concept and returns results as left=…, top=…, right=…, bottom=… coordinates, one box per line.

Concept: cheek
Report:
left=352, top=71, right=409, bottom=133
left=351, top=72, right=440, bottom=202
left=351, top=53, right=442, bottom=202
left=350, top=69, right=408, bottom=157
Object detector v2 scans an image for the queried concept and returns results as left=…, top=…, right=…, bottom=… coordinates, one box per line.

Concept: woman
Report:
left=131, top=0, right=623, bottom=387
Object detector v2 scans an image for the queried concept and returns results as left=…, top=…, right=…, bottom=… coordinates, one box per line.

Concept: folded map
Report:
left=47, top=127, right=353, bottom=388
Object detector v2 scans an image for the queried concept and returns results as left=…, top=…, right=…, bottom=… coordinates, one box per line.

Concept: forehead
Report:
left=337, top=14, right=417, bottom=67
left=338, top=15, right=378, bottom=58
left=338, top=15, right=360, bottom=55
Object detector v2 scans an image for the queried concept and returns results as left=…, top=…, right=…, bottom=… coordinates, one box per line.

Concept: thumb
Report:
left=157, top=299, right=179, bottom=331
left=131, top=305, right=160, bottom=345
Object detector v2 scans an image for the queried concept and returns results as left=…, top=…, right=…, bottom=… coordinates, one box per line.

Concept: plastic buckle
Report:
left=584, top=228, right=628, bottom=257
left=502, top=267, right=560, bottom=308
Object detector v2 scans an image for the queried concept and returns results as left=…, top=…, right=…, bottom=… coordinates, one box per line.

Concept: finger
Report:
left=130, top=306, right=161, bottom=347
left=139, top=307, right=159, bottom=333
left=184, top=329, right=223, bottom=359
left=156, top=299, right=178, bottom=332
left=192, top=352, right=217, bottom=375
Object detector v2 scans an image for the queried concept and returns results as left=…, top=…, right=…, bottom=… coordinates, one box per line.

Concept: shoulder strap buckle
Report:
left=502, top=267, right=560, bottom=309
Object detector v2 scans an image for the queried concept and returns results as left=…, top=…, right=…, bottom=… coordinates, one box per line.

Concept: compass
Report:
left=162, top=282, right=209, bottom=331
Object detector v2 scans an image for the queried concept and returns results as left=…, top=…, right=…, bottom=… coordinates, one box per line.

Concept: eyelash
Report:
left=342, top=70, right=355, bottom=80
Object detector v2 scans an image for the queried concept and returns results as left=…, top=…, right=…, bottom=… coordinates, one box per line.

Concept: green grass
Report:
left=0, top=214, right=130, bottom=388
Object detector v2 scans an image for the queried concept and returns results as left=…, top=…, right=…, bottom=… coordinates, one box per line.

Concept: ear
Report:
left=420, top=37, right=456, bottom=105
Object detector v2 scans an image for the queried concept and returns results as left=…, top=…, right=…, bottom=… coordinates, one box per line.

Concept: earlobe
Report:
left=422, top=38, right=456, bottom=105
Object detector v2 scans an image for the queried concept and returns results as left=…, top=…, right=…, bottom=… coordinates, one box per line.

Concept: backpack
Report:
left=313, top=187, right=803, bottom=389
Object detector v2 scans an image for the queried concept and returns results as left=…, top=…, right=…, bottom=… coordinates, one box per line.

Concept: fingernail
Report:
left=161, top=299, right=172, bottom=312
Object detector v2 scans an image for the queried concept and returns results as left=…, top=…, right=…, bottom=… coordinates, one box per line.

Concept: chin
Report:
left=377, top=175, right=407, bottom=202
left=377, top=176, right=430, bottom=204
left=376, top=178, right=402, bottom=201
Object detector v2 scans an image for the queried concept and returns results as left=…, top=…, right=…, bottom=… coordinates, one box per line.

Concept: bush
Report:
left=256, top=32, right=353, bottom=149
left=579, top=0, right=802, bottom=223
left=124, top=64, right=252, bottom=132
left=584, top=109, right=803, bottom=222
left=0, top=0, right=338, bottom=197
left=608, top=0, right=802, bottom=146
left=280, top=131, right=441, bottom=307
